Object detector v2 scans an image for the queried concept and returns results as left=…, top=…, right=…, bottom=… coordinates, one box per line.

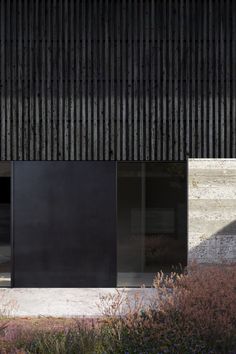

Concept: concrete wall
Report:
left=188, top=159, right=236, bottom=264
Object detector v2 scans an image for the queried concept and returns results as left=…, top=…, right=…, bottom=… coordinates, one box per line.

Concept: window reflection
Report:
left=117, top=162, right=187, bottom=287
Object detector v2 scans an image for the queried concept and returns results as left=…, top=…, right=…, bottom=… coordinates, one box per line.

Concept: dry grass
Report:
left=0, top=264, right=235, bottom=353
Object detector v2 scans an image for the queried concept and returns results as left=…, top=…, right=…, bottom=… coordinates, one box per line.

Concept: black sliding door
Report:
left=13, top=162, right=116, bottom=287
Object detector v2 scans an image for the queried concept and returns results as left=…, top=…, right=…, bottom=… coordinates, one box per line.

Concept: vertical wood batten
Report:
left=23, top=0, right=29, bottom=160
left=144, top=0, right=149, bottom=160
left=6, top=0, right=11, bottom=160
left=0, top=0, right=5, bottom=159
left=52, top=0, right=58, bottom=160
left=202, top=0, right=207, bottom=158
left=116, top=0, right=121, bottom=160
left=0, top=1, right=235, bottom=160
left=185, top=0, right=190, bottom=159
left=191, top=0, right=196, bottom=158
left=97, top=0, right=102, bottom=160
left=35, top=0, right=40, bottom=160
left=167, top=0, right=172, bottom=160
left=226, top=0, right=231, bottom=157
left=127, top=0, right=132, bottom=160
left=41, top=0, right=46, bottom=160
left=220, top=0, right=225, bottom=157
left=87, top=0, right=92, bottom=160
left=214, top=1, right=219, bottom=158
left=174, top=0, right=179, bottom=160
left=132, top=0, right=137, bottom=160
left=121, top=0, right=126, bottom=160
left=63, top=0, right=69, bottom=160
left=75, top=0, right=81, bottom=160
left=156, top=1, right=161, bottom=160
left=162, top=0, right=167, bottom=160
left=179, top=0, right=184, bottom=160
left=208, top=0, right=213, bottom=158
left=110, top=0, right=115, bottom=160
left=12, top=0, right=17, bottom=160
left=229, top=0, right=234, bottom=157
left=91, top=0, right=96, bottom=160
left=150, top=0, right=156, bottom=161
left=29, top=0, right=34, bottom=160
left=104, top=0, right=109, bottom=160
left=58, top=0, right=63, bottom=159
left=139, top=0, right=143, bottom=161
left=70, top=0, right=75, bottom=160
left=196, top=0, right=202, bottom=158
left=232, top=0, right=236, bottom=157
left=46, top=0, right=51, bottom=160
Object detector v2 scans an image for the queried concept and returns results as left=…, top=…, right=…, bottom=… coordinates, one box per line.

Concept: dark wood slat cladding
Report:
left=0, top=0, right=235, bottom=161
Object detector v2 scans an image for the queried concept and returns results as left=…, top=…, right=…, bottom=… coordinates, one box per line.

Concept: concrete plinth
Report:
left=0, top=288, right=155, bottom=317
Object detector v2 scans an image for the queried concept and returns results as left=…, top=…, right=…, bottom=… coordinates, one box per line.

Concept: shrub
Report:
left=100, top=264, right=236, bottom=353
left=1, top=265, right=236, bottom=353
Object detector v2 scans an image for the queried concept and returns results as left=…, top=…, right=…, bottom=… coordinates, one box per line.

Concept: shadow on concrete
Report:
left=189, top=219, right=236, bottom=264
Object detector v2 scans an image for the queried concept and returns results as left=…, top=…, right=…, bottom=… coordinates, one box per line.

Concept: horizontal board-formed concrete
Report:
left=188, top=159, right=236, bottom=263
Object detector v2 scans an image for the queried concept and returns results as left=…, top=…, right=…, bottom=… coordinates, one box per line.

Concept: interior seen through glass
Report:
left=117, top=162, right=187, bottom=287
left=0, top=162, right=11, bottom=287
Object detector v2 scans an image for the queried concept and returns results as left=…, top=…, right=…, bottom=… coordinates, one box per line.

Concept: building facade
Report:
left=0, top=0, right=235, bottom=287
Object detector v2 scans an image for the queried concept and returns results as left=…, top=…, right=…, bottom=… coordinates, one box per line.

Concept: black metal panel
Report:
left=13, top=161, right=116, bottom=287
left=0, top=0, right=236, bottom=160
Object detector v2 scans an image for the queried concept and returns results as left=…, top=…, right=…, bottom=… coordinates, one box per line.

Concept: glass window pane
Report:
left=117, top=163, right=145, bottom=286
left=117, top=162, right=187, bottom=287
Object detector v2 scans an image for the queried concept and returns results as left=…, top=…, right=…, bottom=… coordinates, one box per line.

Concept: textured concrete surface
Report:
left=188, top=159, right=236, bottom=263
left=0, top=288, right=156, bottom=317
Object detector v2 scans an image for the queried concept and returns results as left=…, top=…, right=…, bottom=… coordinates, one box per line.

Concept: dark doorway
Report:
left=13, top=162, right=116, bottom=287
left=117, top=162, right=187, bottom=286
left=0, top=162, right=11, bottom=287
